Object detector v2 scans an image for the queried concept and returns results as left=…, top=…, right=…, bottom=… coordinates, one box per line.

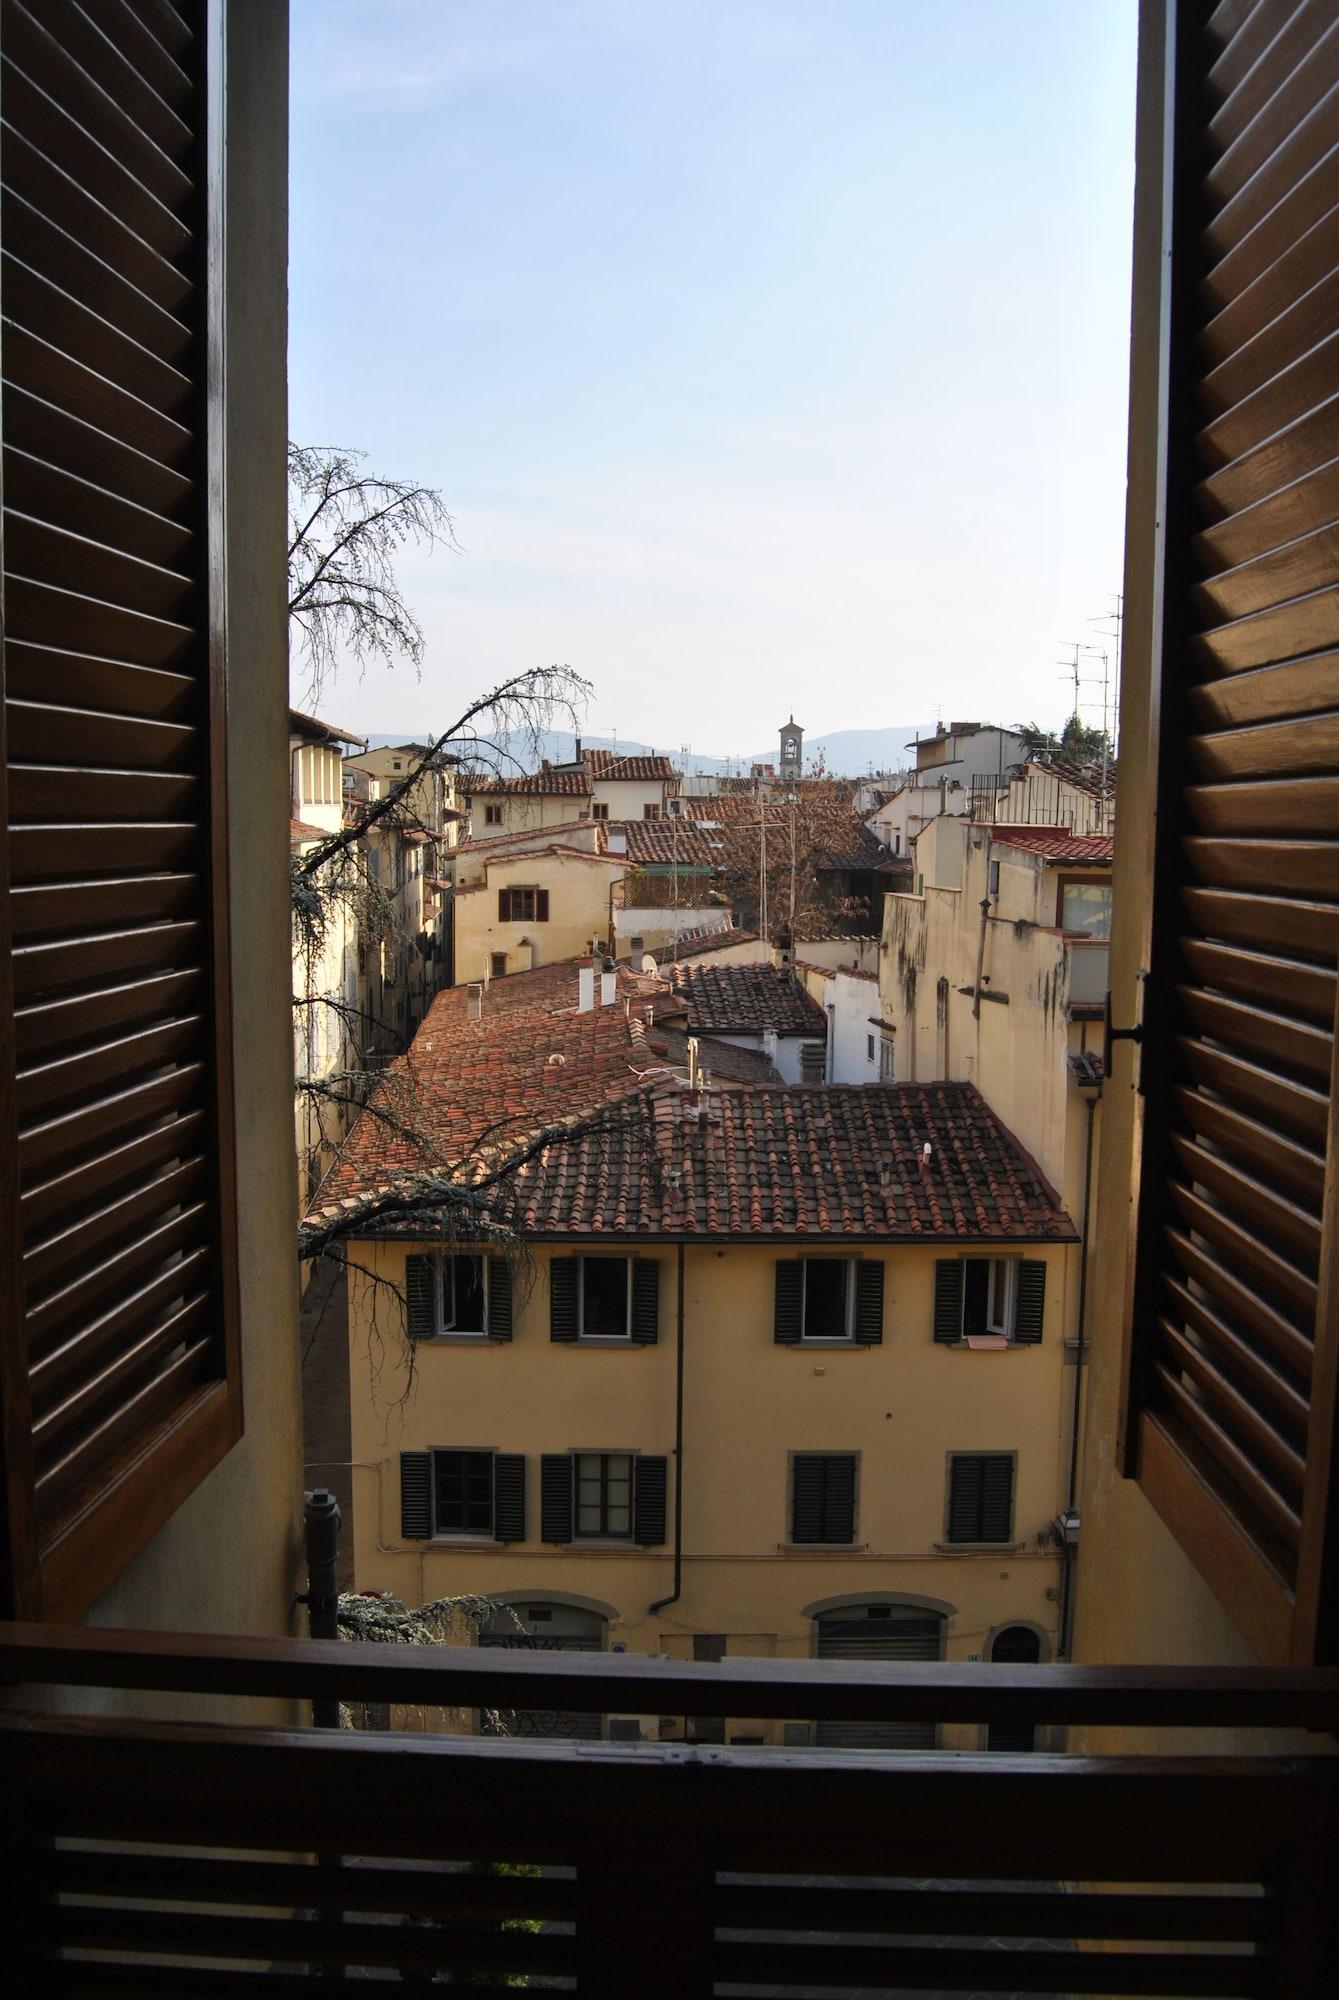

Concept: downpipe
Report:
left=649, top=1242, right=686, bottom=1617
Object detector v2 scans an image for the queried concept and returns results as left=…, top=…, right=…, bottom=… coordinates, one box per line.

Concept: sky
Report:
left=289, top=0, right=1139, bottom=757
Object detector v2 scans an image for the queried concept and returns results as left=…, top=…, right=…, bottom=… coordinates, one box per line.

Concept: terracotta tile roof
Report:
left=644, top=1026, right=780, bottom=1084
left=452, top=817, right=597, bottom=857
left=288, top=706, right=366, bottom=748
left=989, top=827, right=1114, bottom=863
left=585, top=748, right=677, bottom=781
left=315, top=1073, right=1074, bottom=1244
left=466, top=769, right=592, bottom=797
left=646, top=928, right=760, bottom=965
left=680, top=795, right=897, bottom=875
left=290, top=818, right=332, bottom=844
left=1033, top=756, right=1117, bottom=802
left=613, top=819, right=730, bottom=867
left=669, top=962, right=829, bottom=1035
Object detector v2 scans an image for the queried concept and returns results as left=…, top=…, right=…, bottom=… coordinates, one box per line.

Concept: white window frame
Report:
left=799, top=1256, right=856, bottom=1344
left=578, top=1255, right=633, bottom=1340
left=866, top=1034, right=876, bottom=1064
left=878, top=1037, right=895, bottom=1083
left=426, top=1253, right=489, bottom=1338
left=572, top=1449, right=636, bottom=1540
left=484, top=803, right=504, bottom=825
left=590, top=801, right=610, bottom=821
left=961, top=1255, right=1018, bottom=1339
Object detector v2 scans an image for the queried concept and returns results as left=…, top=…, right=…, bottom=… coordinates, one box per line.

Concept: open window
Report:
left=774, top=1258, right=885, bottom=1344
left=549, top=1256, right=661, bottom=1343
left=933, top=1259, right=1045, bottom=1345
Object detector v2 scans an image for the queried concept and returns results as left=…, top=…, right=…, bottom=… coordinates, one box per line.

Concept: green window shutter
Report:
left=405, top=1256, right=435, bottom=1338
left=791, top=1453, right=855, bottom=1544
left=493, top=1454, right=526, bottom=1542
left=634, top=1455, right=668, bottom=1544
left=949, top=1453, right=1014, bottom=1544
left=400, top=1452, right=433, bottom=1539
left=487, top=1256, right=514, bottom=1339
left=630, top=1258, right=660, bottom=1343
left=774, top=1260, right=803, bottom=1343
left=550, top=1257, right=579, bottom=1341
left=823, top=1453, right=856, bottom=1542
left=853, top=1260, right=885, bottom=1344
left=540, top=1455, right=573, bottom=1542
left=1014, top=1261, right=1046, bottom=1344
left=933, top=1260, right=963, bottom=1343
left=980, top=1455, right=1015, bottom=1542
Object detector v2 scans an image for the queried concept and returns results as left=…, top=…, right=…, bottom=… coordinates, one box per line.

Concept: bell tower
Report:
left=779, top=714, right=804, bottom=783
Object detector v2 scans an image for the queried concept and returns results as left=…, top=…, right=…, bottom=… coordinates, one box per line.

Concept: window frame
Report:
left=483, top=803, right=504, bottom=826
left=419, top=1253, right=489, bottom=1339
left=798, top=1257, right=856, bottom=1344
left=961, top=1256, right=1019, bottom=1340
left=1057, top=874, right=1113, bottom=938
left=573, top=1450, right=636, bottom=1541
left=432, top=1447, right=499, bottom=1539
left=878, top=1036, right=895, bottom=1083
left=590, top=801, right=610, bottom=821
left=578, top=1256, right=633, bottom=1340
left=643, top=802, right=661, bottom=820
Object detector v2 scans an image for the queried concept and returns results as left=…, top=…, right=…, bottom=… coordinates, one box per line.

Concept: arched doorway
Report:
left=813, top=1603, right=944, bottom=1749
left=986, top=1622, right=1042, bottom=1751
left=480, top=1600, right=607, bottom=1741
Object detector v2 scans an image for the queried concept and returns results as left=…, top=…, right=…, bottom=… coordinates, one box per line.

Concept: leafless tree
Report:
left=288, top=443, right=460, bottom=704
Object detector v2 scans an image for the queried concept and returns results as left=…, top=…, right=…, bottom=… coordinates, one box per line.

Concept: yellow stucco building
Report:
left=316, top=958, right=1081, bottom=1747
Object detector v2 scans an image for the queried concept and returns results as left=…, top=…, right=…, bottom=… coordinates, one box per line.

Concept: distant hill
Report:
left=363, top=724, right=934, bottom=778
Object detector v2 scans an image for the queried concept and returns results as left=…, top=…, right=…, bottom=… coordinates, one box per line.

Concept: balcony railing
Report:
left=3, top=1623, right=1337, bottom=1996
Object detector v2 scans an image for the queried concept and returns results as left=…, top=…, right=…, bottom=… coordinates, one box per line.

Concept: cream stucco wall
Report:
left=80, top=1, right=304, bottom=1687
left=346, top=1237, right=1073, bottom=1742
left=590, top=777, right=673, bottom=819
left=454, top=849, right=628, bottom=982
left=465, top=794, right=589, bottom=841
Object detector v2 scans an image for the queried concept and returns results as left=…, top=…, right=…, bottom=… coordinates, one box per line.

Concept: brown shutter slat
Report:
left=11, top=872, right=198, bottom=941
left=1182, top=836, right=1336, bottom=896
left=2, top=384, right=191, bottom=511
left=22, top=1154, right=205, bottom=1289
left=4, top=517, right=192, bottom=619
left=1179, top=987, right=1333, bottom=1084
left=1171, top=1132, right=1321, bottom=1266
left=26, top=1201, right=207, bottom=1348
left=1158, top=1318, right=1306, bottom=1494
left=1187, top=653, right=1338, bottom=728
left=4, top=642, right=193, bottom=717
left=16, top=1015, right=203, bottom=1120
left=78, top=0, right=193, bottom=106
left=18, top=1067, right=204, bottom=1183
left=1174, top=1086, right=1325, bottom=1209
left=3, top=456, right=194, bottom=569
left=32, top=1295, right=210, bottom=1459
left=16, top=969, right=203, bottom=1063
left=1197, top=398, right=1339, bottom=519
left=1, top=121, right=190, bottom=308
left=1180, top=886, right=1338, bottom=955
left=34, top=0, right=193, bottom=158
left=4, top=257, right=192, bottom=412
left=10, top=821, right=197, bottom=882
left=6, top=704, right=193, bottom=770
left=1180, top=939, right=1337, bottom=1027
left=3, top=191, right=192, bottom=361
left=1162, top=1277, right=1312, bottom=1439
left=34, top=1331, right=214, bottom=1510
left=1153, top=1362, right=1302, bottom=1550
left=2, top=324, right=191, bottom=461
left=17, top=1108, right=207, bottom=1236
left=4, top=3, right=194, bottom=207
left=1208, top=0, right=1297, bottom=103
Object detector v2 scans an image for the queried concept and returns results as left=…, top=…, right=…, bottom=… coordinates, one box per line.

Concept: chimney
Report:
left=575, top=736, right=582, bottom=760
left=467, top=983, right=483, bottom=1022
left=600, top=970, right=617, bottom=1008
left=578, top=965, right=595, bottom=1013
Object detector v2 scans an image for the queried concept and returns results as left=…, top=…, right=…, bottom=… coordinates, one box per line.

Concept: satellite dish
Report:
left=641, top=954, right=658, bottom=976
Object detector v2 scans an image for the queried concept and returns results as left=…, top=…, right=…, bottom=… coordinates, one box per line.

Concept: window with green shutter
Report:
left=790, top=1453, right=857, bottom=1545
left=402, top=1252, right=496, bottom=1338
left=549, top=1256, right=660, bottom=1342
left=947, top=1453, right=1015, bottom=1544
left=933, top=1258, right=1045, bottom=1344
left=398, top=1448, right=526, bottom=1542
left=774, top=1259, right=883, bottom=1344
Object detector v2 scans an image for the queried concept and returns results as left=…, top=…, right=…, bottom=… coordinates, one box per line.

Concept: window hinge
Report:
left=1103, top=975, right=1147, bottom=1090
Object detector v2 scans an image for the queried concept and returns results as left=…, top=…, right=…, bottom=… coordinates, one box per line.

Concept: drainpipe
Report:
left=1058, top=1088, right=1099, bottom=1659
left=972, top=894, right=990, bottom=1019
left=649, top=1242, right=686, bottom=1617
left=303, top=1487, right=342, bottom=1727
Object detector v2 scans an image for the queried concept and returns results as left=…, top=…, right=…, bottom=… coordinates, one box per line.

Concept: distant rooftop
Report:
left=989, top=827, right=1114, bottom=863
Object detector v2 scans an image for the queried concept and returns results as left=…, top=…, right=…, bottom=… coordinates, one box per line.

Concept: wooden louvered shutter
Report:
left=399, top=1451, right=432, bottom=1540
left=0, top=0, right=242, bottom=1620
left=933, top=1260, right=963, bottom=1343
left=633, top=1453, right=668, bottom=1545
left=540, top=1453, right=573, bottom=1543
left=773, top=1259, right=802, bottom=1343
left=1013, top=1261, right=1045, bottom=1345
left=948, top=1453, right=1013, bottom=1545
left=535, top=888, right=549, bottom=922
left=629, top=1257, right=659, bottom=1343
left=404, top=1256, right=435, bottom=1338
left=492, top=1453, right=525, bottom=1543
left=549, top=1257, right=578, bottom=1341
left=790, top=1452, right=855, bottom=1545
left=1115, top=0, right=1339, bottom=1663
left=486, top=1255, right=513, bottom=1339
left=853, top=1260, right=885, bottom=1344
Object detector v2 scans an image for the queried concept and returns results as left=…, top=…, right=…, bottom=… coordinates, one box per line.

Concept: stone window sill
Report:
left=933, top=1541, right=1026, bottom=1554
left=777, top=1542, right=868, bottom=1554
